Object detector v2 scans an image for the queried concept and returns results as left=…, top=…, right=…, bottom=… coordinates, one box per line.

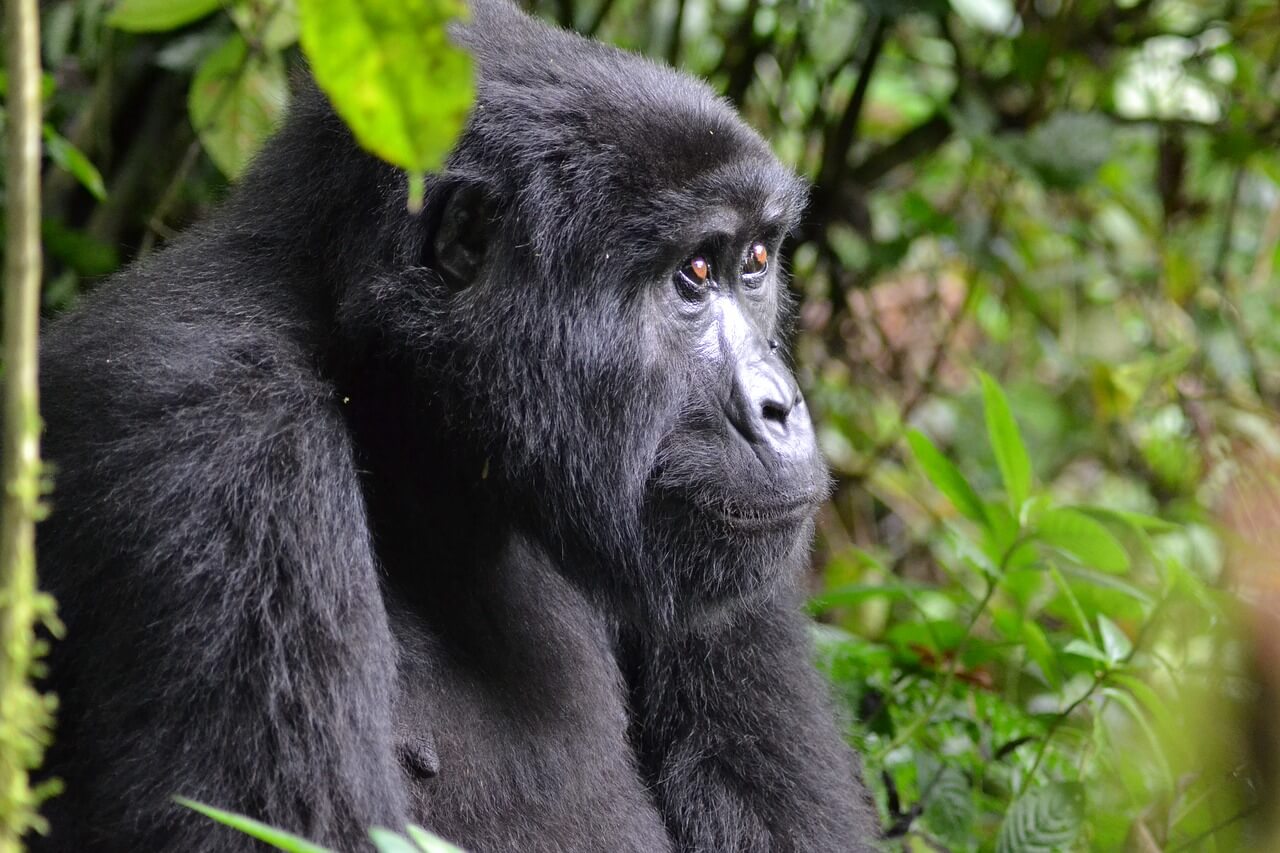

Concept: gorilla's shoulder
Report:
left=41, top=230, right=340, bottom=459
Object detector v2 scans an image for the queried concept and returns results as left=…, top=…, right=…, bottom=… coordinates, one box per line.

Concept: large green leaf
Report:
left=406, top=825, right=468, bottom=853
left=230, top=0, right=300, bottom=51
left=1036, top=507, right=1130, bottom=574
left=107, top=0, right=223, bottom=32
left=298, top=0, right=474, bottom=209
left=918, top=757, right=974, bottom=844
left=906, top=429, right=988, bottom=527
left=978, top=372, right=1032, bottom=512
left=370, top=829, right=421, bottom=853
left=1097, top=614, right=1133, bottom=663
left=43, top=125, right=106, bottom=200
left=996, top=783, right=1085, bottom=853
left=176, top=798, right=333, bottom=853
left=188, top=34, right=289, bottom=178
left=370, top=826, right=467, bottom=853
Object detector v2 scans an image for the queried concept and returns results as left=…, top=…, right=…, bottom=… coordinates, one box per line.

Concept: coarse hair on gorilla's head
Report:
left=326, top=0, right=825, bottom=630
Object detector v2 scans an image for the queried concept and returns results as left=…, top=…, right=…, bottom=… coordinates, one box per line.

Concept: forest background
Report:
left=4, top=0, right=1280, bottom=850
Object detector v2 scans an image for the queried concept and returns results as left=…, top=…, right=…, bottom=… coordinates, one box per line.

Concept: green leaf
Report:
left=996, top=783, right=1085, bottom=853
left=1057, top=564, right=1153, bottom=606
left=230, top=0, right=300, bottom=50
left=1036, top=507, right=1130, bottom=574
left=406, top=825, right=468, bottom=852
left=978, top=371, right=1032, bottom=511
left=1110, top=674, right=1178, bottom=751
left=1062, top=639, right=1110, bottom=665
left=992, top=606, right=1060, bottom=688
left=806, top=581, right=927, bottom=613
left=188, top=34, right=289, bottom=178
left=1102, top=687, right=1174, bottom=788
left=42, top=219, right=120, bottom=277
left=1080, top=506, right=1178, bottom=534
left=918, top=757, right=974, bottom=843
left=906, top=429, right=988, bottom=527
left=1097, top=614, right=1132, bottom=664
left=175, top=798, right=334, bottom=853
left=370, top=829, right=422, bottom=853
left=298, top=0, right=475, bottom=183
left=42, top=125, right=106, bottom=200
left=107, top=0, right=223, bottom=32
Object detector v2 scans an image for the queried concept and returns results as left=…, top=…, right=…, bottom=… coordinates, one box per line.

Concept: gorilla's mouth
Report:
left=703, top=495, right=820, bottom=532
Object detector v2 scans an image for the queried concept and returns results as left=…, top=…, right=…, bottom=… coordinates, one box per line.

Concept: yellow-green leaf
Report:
left=1036, top=507, right=1130, bottom=574
left=176, top=797, right=334, bottom=853
left=108, top=0, right=223, bottom=32
left=298, top=0, right=474, bottom=181
left=906, top=429, right=988, bottom=527
left=406, top=825, right=467, bottom=853
left=188, top=34, right=289, bottom=179
left=978, top=371, right=1032, bottom=512
left=43, top=125, right=106, bottom=201
left=230, top=0, right=300, bottom=51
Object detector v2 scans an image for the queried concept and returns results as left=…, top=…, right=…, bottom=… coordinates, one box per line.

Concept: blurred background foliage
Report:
left=5, top=0, right=1280, bottom=849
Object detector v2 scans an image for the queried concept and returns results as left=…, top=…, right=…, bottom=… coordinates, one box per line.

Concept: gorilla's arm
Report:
left=624, top=594, right=880, bottom=852
left=36, top=306, right=407, bottom=851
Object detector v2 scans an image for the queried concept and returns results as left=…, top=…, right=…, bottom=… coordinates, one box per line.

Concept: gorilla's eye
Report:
left=675, top=255, right=712, bottom=297
left=742, top=242, right=768, bottom=281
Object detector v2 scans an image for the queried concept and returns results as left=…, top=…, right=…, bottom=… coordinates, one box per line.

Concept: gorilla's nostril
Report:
left=762, top=399, right=791, bottom=425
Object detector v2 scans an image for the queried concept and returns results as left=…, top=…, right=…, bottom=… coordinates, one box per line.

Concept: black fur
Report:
left=32, top=2, right=880, bottom=850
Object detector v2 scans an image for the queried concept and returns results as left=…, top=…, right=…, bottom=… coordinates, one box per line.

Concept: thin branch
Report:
left=1017, top=595, right=1170, bottom=798
left=582, top=0, right=619, bottom=36
left=1, top=0, right=57, bottom=846
left=814, top=11, right=888, bottom=221
left=555, top=0, right=575, bottom=28
left=723, top=0, right=765, bottom=107
left=849, top=113, right=953, bottom=187
left=665, top=0, right=687, bottom=66
left=1213, top=165, right=1245, bottom=286
left=1168, top=805, right=1256, bottom=852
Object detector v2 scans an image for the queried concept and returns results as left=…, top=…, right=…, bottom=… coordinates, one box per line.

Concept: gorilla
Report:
left=33, top=1, right=880, bottom=850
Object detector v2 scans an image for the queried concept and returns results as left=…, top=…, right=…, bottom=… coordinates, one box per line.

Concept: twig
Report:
left=1168, top=804, right=1256, bottom=852
left=871, top=550, right=1016, bottom=761
left=1, top=0, right=57, bottom=846
left=582, top=0, right=619, bottom=36
left=665, top=0, right=686, bottom=66
left=1017, top=595, right=1169, bottom=798
left=813, top=11, right=887, bottom=224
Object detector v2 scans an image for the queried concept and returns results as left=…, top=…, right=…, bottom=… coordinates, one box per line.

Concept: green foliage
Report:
left=815, top=374, right=1248, bottom=849
left=176, top=798, right=334, bottom=853
left=996, top=783, right=1085, bottom=853
left=106, top=0, right=222, bottom=32
left=179, top=798, right=467, bottom=853
left=41, top=125, right=104, bottom=200
left=299, top=0, right=474, bottom=210
left=978, top=372, right=1033, bottom=513
left=26, top=0, right=1280, bottom=848
left=188, top=33, right=288, bottom=178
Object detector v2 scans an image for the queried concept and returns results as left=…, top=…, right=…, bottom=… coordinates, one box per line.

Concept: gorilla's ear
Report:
left=431, top=180, right=491, bottom=293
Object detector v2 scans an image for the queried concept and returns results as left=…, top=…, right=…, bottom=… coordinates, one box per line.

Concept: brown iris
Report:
left=743, top=242, right=768, bottom=277
left=688, top=256, right=710, bottom=281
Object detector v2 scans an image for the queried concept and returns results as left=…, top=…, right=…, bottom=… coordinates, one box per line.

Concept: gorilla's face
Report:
left=634, top=171, right=829, bottom=620
left=399, top=6, right=827, bottom=627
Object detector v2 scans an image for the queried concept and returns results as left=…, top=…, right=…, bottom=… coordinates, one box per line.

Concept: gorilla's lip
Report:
left=703, top=495, right=820, bottom=530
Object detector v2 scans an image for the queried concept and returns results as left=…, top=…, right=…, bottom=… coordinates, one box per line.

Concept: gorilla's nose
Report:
left=730, top=356, right=815, bottom=461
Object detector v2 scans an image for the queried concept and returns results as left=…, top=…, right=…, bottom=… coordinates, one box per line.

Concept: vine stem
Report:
left=872, top=535, right=1030, bottom=762
left=1017, top=594, right=1169, bottom=798
left=1, top=0, right=50, bottom=847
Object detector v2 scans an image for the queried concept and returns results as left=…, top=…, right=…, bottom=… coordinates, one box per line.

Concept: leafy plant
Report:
left=814, top=374, right=1242, bottom=849
left=178, top=798, right=467, bottom=853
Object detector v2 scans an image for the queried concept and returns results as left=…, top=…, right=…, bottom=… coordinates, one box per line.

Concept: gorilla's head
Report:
left=338, top=0, right=826, bottom=628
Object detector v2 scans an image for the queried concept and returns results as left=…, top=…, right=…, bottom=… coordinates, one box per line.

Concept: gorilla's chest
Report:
left=386, top=562, right=671, bottom=853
